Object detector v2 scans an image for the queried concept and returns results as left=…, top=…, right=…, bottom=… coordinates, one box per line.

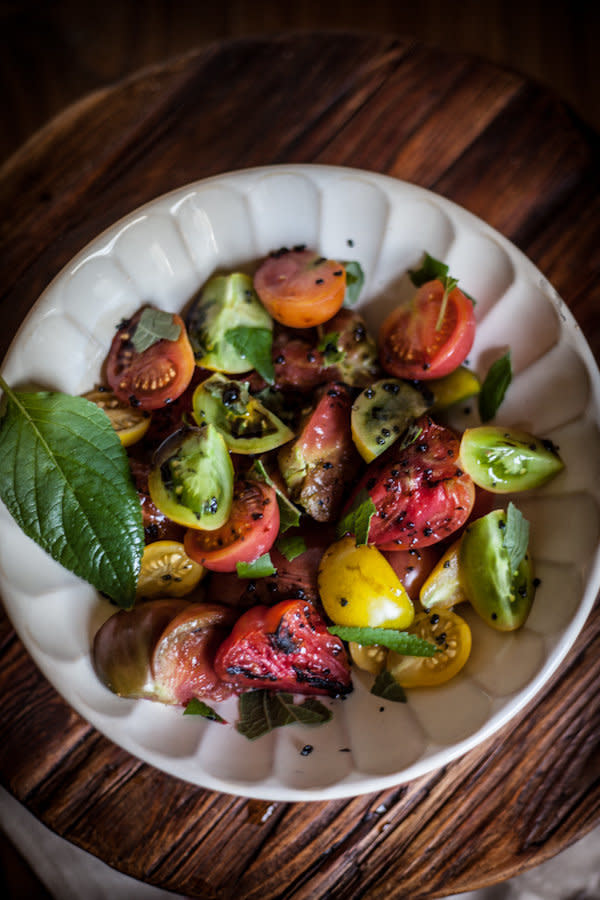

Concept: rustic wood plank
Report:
left=0, top=34, right=598, bottom=899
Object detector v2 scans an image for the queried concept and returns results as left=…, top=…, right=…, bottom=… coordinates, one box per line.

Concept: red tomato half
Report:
left=379, top=279, right=475, bottom=380
left=106, top=307, right=195, bottom=410
left=184, top=480, right=279, bottom=572
left=254, top=248, right=346, bottom=328
left=349, top=416, right=475, bottom=550
left=214, top=599, right=352, bottom=696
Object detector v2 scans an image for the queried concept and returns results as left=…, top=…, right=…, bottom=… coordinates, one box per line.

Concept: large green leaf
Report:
left=0, top=381, right=144, bottom=607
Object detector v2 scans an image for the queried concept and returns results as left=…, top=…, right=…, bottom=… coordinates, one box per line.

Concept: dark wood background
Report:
left=1, top=0, right=599, bottom=168
left=0, top=2, right=598, bottom=898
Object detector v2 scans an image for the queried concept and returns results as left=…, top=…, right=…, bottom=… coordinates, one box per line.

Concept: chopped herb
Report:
left=343, top=260, right=365, bottom=307
left=275, top=533, right=307, bottom=562
left=479, top=351, right=512, bottom=422
left=371, top=670, right=407, bottom=703
left=327, top=625, right=439, bottom=656
left=503, top=502, right=530, bottom=573
left=236, top=553, right=276, bottom=578
left=131, top=307, right=181, bottom=353
left=236, top=690, right=332, bottom=740
left=248, top=459, right=301, bottom=532
left=224, top=326, right=275, bottom=384
left=336, top=488, right=376, bottom=545
left=408, top=252, right=451, bottom=287
left=317, top=331, right=344, bottom=364
left=183, top=698, right=226, bottom=722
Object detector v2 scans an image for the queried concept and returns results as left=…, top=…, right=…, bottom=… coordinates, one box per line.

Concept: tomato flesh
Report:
left=379, top=280, right=475, bottom=380
left=106, top=307, right=195, bottom=410
left=254, top=248, right=346, bottom=328
left=350, top=416, right=475, bottom=549
left=214, top=599, right=353, bottom=696
left=184, top=479, right=279, bottom=572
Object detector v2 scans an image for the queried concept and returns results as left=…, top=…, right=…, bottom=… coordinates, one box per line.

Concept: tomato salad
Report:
left=90, top=248, right=565, bottom=732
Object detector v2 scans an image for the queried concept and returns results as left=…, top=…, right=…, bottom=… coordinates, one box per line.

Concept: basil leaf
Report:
left=0, top=379, right=144, bottom=607
left=224, top=327, right=274, bottom=384
left=248, top=459, right=301, bottom=532
left=371, top=670, right=407, bottom=703
left=131, top=307, right=181, bottom=353
left=408, top=252, right=450, bottom=286
left=236, top=690, right=332, bottom=740
left=236, top=552, right=276, bottom=578
left=336, top=488, right=376, bottom=545
left=479, top=352, right=512, bottom=422
left=275, top=533, right=307, bottom=562
left=328, top=625, right=438, bottom=656
left=317, top=331, right=344, bottom=365
left=503, top=502, right=530, bottom=573
left=183, top=698, right=226, bottom=722
left=343, top=260, right=365, bottom=306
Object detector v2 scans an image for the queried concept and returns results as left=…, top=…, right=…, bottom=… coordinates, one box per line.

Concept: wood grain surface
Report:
left=0, top=33, right=599, bottom=899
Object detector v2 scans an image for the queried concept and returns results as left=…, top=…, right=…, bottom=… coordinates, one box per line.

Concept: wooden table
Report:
left=1, top=34, right=599, bottom=899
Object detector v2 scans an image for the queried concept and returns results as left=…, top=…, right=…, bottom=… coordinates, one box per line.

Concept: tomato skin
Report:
left=379, top=280, right=475, bottom=380
left=184, top=480, right=280, bottom=572
left=254, top=249, right=346, bottom=328
left=350, top=416, right=475, bottom=550
left=382, top=545, right=441, bottom=602
left=106, top=307, right=195, bottom=410
left=213, top=599, right=353, bottom=696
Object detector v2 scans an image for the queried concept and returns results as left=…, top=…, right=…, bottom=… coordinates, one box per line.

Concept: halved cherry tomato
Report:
left=106, top=306, right=195, bottom=410
left=136, top=540, right=205, bottom=599
left=213, top=599, right=353, bottom=696
left=379, top=280, right=475, bottom=380
left=254, top=248, right=346, bottom=328
left=184, top=479, right=279, bottom=572
left=382, top=545, right=441, bottom=602
left=348, top=416, right=475, bottom=550
left=83, top=389, right=151, bottom=447
left=386, top=609, right=472, bottom=687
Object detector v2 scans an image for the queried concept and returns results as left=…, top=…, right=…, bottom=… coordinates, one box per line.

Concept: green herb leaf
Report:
left=248, top=459, right=301, bottom=532
left=236, top=552, right=276, bottom=578
left=0, top=379, right=144, bottom=607
left=327, top=625, right=439, bottom=656
left=224, top=327, right=274, bottom=384
left=343, top=261, right=365, bottom=306
left=131, top=307, right=181, bottom=353
left=408, top=252, right=450, bottom=286
left=370, top=670, right=407, bottom=703
left=183, top=698, right=226, bottom=722
left=336, top=488, right=376, bottom=545
left=317, top=331, right=345, bottom=365
left=275, top=533, right=307, bottom=562
left=503, top=502, right=530, bottom=573
left=479, top=352, right=512, bottom=422
left=236, top=690, right=332, bottom=740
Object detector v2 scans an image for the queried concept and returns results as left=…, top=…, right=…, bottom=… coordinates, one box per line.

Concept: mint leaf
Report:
left=236, top=552, right=276, bottom=578
left=275, top=533, right=307, bottom=562
left=131, top=307, right=181, bottom=353
left=371, top=670, right=407, bottom=703
left=0, top=379, right=144, bottom=607
left=336, top=489, right=376, bottom=545
left=503, top=502, right=530, bottom=573
left=343, top=261, right=365, bottom=306
left=327, top=625, right=438, bottom=656
left=479, top=352, right=512, bottom=422
left=224, top=327, right=274, bottom=384
left=236, top=690, right=332, bottom=740
left=248, top=459, right=301, bottom=532
left=183, top=698, right=226, bottom=722
left=408, top=252, right=450, bottom=286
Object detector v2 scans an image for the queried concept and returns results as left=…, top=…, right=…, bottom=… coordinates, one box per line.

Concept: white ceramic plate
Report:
left=1, top=165, right=600, bottom=801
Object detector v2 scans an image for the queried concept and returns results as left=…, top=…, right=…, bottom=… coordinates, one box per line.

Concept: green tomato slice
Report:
left=192, top=373, right=293, bottom=454
left=350, top=378, right=428, bottom=462
left=148, top=424, right=234, bottom=530
left=459, top=426, right=564, bottom=492
left=459, top=508, right=535, bottom=631
left=186, top=272, right=272, bottom=373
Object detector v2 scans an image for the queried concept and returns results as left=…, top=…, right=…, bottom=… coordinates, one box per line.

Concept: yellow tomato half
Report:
left=419, top=539, right=468, bottom=611
left=318, top=536, right=414, bottom=629
left=83, top=389, right=150, bottom=447
left=386, top=609, right=471, bottom=687
left=136, top=540, right=205, bottom=600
